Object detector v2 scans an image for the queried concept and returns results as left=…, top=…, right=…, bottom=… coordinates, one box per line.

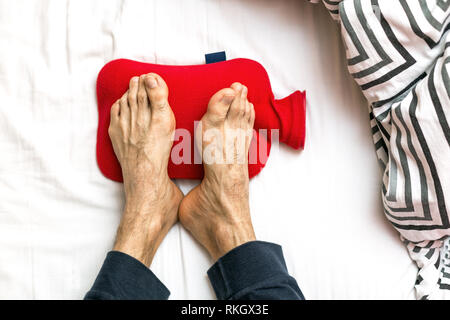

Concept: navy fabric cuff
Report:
left=85, top=251, right=170, bottom=300
left=207, top=241, right=300, bottom=300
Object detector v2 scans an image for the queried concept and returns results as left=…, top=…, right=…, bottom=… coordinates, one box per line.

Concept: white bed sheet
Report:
left=0, top=0, right=418, bottom=299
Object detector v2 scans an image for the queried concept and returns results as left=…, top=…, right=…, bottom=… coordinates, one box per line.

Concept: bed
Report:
left=0, top=0, right=417, bottom=299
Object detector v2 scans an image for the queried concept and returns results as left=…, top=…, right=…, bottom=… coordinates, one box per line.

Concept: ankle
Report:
left=113, top=213, right=164, bottom=266
left=210, top=222, right=256, bottom=261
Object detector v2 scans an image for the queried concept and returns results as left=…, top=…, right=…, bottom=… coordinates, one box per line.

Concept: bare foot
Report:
left=179, top=83, right=256, bottom=261
left=108, top=73, right=183, bottom=267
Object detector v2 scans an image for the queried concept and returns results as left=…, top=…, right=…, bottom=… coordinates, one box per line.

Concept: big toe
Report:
left=144, top=73, right=170, bottom=111
left=205, top=88, right=236, bottom=122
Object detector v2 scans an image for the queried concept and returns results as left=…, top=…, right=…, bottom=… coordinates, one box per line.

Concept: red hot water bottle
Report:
left=96, top=58, right=306, bottom=182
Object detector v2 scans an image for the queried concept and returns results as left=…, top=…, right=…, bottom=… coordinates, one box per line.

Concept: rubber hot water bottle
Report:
left=96, top=58, right=306, bottom=182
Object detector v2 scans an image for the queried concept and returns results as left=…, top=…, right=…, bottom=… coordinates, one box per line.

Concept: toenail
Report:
left=132, top=77, right=139, bottom=83
left=146, top=77, right=158, bottom=89
left=221, top=94, right=235, bottom=104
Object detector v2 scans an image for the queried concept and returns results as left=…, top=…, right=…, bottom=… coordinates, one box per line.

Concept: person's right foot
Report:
left=179, top=83, right=257, bottom=261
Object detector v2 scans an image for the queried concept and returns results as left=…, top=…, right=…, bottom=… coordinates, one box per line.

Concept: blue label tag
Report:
left=205, top=51, right=227, bottom=64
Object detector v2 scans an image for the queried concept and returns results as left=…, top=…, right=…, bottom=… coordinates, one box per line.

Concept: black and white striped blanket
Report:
left=308, top=0, right=450, bottom=299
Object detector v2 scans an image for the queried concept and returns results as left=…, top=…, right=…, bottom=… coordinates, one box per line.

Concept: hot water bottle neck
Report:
left=96, top=58, right=306, bottom=182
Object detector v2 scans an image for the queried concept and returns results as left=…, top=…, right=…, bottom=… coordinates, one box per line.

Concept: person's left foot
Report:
left=109, top=73, right=183, bottom=266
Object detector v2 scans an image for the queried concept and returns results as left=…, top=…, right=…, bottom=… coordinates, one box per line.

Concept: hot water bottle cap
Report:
left=96, top=58, right=306, bottom=182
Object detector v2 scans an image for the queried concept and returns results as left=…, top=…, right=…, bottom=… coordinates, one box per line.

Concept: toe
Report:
left=109, top=101, right=121, bottom=139
left=110, top=100, right=120, bottom=122
left=144, top=73, right=169, bottom=111
left=231, top=82, right=249, bottom=113
left=206, top=88, right=236, bottom=122
left=240, top=86, right=249, bottom=118
left=119, top=92, right=130, bottom=121
left=244, top=100, right=251, bottom=122
left=230, top=82, right=243, bottom=92
left=248, top=103, right=256, bottom=127
left=137, top=75, right=149, bottom=111
left=136, top=75, right=152, bottom=126
left=128, top=77, right=139, bottom=115
left=228, top=84, right=246, bottom=120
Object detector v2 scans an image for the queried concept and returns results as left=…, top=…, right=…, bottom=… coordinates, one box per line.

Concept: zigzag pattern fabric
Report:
left=309, top=0, right=450, bottom=299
